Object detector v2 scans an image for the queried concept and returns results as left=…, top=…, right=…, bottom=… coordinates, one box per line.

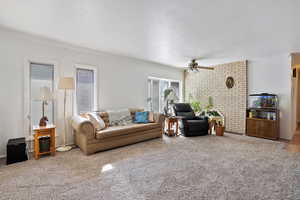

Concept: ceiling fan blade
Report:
left=193, top=57, right=203, bottom=61
left=196, top=66, right=214, bottom=70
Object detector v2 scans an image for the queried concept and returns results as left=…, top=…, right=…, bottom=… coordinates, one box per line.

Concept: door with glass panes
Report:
left=148, top=78, right=180, bottom=113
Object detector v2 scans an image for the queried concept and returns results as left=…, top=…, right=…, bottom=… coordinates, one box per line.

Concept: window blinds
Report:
left=76, top=68, right=94, bottom=113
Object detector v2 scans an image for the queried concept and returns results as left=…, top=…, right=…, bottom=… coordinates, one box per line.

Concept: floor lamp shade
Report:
left=58, top=77, right=74, bottom=90
left=57, top=77, right=74, bottom=152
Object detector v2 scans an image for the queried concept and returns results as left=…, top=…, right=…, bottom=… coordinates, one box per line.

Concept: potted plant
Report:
left=190, top=100, right=202, bottom=114
left=215, top=121, right=225, bottom=136
left=188, top=93, right=202, bottom=115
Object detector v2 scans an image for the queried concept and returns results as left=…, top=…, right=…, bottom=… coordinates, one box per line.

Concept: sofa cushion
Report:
left=96, top=123, right=161, bottom=139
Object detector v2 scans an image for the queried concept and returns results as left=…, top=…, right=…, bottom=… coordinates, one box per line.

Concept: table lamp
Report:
left=38, top=87, right=53, bottom=126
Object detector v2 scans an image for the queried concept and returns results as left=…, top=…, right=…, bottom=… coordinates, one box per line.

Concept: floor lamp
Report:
left=57, top=77, right=74, bottom=152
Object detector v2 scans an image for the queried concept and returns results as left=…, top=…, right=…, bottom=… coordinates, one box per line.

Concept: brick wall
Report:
left=184, top=61, right=248, bottom=134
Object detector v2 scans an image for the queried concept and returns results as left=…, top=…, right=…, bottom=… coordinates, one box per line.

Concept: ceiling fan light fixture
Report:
left=186, top=59, right=214, bottom=72
left=187, top=59, right=199, bottom=72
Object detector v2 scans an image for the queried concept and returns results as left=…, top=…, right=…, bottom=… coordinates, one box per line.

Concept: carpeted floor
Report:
left=0, top=134, right=300, bottom=200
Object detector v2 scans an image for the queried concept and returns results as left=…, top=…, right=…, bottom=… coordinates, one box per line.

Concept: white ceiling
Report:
left=0, top=0, right=300, bottom=67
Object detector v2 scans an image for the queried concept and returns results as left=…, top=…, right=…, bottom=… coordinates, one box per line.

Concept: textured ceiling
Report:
left=0, top=0, right=300, bottom=67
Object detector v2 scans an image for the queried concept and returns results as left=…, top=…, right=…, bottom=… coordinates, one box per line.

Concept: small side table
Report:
left=165, top=117, right=179, bottom=137
left=32, top=125, right=56, bottom=160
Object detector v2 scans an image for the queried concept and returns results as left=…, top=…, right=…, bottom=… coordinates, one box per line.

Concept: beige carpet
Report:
left=0, top=134, right=300, bottom=200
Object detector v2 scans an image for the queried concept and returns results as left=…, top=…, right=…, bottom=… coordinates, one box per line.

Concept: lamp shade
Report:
left=38, top=86, right=52, bottom=101
left=58, top=77, right=74, bottom=90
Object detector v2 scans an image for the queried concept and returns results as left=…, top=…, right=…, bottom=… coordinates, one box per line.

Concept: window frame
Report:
left=24, top=58, right=58, bottom=137
left=74, top=64, right=98, bottom=114
left=147, top=76, right=182, bottom=112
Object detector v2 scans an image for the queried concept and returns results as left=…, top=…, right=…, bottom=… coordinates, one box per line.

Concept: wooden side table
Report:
left=32, top=125, right=56, bottom=160
left=165, top=117, right=179, bottom=137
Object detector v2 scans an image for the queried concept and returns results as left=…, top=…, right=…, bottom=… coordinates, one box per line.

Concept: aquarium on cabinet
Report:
left=248, top=93, right=278, bottom=109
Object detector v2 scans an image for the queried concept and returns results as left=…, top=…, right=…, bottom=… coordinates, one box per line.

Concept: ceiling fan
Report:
left=186, top=59, right=214, bottom=72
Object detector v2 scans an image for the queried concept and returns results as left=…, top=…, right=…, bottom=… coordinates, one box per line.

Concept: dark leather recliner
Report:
left=173, top=103, right=209, bottom=137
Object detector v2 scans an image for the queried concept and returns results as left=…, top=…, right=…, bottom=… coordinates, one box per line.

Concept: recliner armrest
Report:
left=179, top=116, right=206, bottom=121
left=195, top=116, right=209, bottom=121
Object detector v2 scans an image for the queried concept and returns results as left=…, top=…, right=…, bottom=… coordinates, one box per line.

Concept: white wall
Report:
left=0, top=27, right=183, bottom=156
left=248, top=54, right=292, bottom=140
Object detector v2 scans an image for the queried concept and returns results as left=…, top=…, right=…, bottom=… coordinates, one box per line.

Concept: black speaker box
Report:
left=6, top=137, right=28, bottom=165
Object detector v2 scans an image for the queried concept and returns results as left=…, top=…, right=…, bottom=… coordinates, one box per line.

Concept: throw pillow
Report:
left=134, top=111, right=149, bottom=123
left=129, top=108, right=144, bottom=120
left=87, top=112, right=106, bottom=131
left=148, top=111, right=155, bottom=122
left=98, top=111, right=110, bottom=127
left=107, top=109, right=133, bottom=126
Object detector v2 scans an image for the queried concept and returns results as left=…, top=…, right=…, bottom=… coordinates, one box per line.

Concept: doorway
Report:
left=287, top=53, right=300, bottom=152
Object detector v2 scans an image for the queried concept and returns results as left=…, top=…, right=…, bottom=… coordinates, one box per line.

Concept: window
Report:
left=148, top=77, right=181, bottom=112
left=76, top=67, right=96, bottom=113
left=30, top=63, right=55, bottom=126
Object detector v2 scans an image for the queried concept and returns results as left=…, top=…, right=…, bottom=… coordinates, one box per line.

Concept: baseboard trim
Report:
left=225, top=131, right=243, bottom=135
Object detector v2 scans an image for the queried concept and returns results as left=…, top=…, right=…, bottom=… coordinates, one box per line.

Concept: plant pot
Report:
left=216, top=126, right=225, bottom=136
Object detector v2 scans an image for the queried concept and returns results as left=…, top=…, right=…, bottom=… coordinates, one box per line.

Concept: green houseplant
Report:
left=188, top=93, right=202, bottom=114
left=190, top=101, right=202, bottom=113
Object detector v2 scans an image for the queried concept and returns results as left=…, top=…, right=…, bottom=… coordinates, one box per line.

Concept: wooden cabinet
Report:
left=247, top=93, right=279, bottom=140
left=246, top=118, right=279, bottom=140
left=33, top=125, right=56, bottom=160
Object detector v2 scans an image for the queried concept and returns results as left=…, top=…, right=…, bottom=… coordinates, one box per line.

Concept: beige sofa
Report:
left=71, top=109, right=165, bottom=155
